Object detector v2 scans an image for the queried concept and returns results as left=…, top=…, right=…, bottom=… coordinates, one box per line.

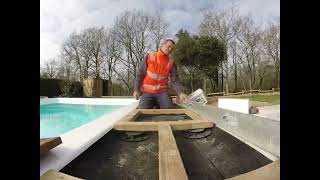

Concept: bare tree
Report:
left=263, top=18, right=280, bottom=88
left=62, top=32, right=84, bottom=81
left=41, top=58, right=59, bottom=78
left=56, top=54, right=78, bottom=81
left=62, top=28, right=106, bottom=81
left=77, top=28, right=100, bottom=79
left=199, top=4, right=241, bottom=93
left=149, top=10, right=170, bottom=51
left=101, top=28, right=121, bottom=95
left=113, top=10, right=154, bottom=93
left=230, top=39, right=239, bottom=92
left=236, top=15, right=263, bottom=90
left=79, top=27, right=105, bottom=79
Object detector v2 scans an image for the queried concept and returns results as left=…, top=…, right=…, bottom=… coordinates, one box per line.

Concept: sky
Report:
left=40, top=0, right=280, bottom=66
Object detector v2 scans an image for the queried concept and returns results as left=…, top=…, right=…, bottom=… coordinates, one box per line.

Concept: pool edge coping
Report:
left=40, top=98, right=139, bottom=176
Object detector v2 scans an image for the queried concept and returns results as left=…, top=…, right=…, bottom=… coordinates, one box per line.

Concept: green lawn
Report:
left=237, top=94, right=280, bottom=105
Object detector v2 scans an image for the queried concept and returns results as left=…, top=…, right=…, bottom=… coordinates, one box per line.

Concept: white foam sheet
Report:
left=218, top=98, right=249, bottom=114
left=40, top=97, right=137, bottom=105
left=40, top=99, right=139, bottom=176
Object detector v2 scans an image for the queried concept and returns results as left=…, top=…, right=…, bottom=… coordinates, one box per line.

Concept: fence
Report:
left=206, top=88, right=280, bottom=97
left=40, top=79, right=62, bottom=97
left=40, top=78, right=83, bottom=97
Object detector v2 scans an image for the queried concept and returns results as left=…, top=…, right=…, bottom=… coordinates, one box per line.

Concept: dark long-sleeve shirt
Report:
left=134, top=54, right=183, bottom=95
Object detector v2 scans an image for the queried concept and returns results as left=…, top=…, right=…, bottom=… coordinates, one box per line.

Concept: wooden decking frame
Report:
left=113, top=108, right=215, bottom=180
left=40, top=137, right=62, bottom=155
left=113, top=108, right=214, bottom=131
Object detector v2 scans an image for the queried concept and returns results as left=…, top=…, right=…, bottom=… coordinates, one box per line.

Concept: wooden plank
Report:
left=226, top=160, right=280, bottom=180
left=40, top=137, right=62, bottom=155
left=139, top=109, right=187, bottom=115
left=185, top=109, right=213, bottom=123
left=158, top=124, right=188, bottom=180
left=118, top=110, right=141, bottom=122
left=171, top=121, right=214, bottom=130
left=114, top=121, right=159, bottom=131
left=127, top=109, right=140, bottom=116
left=184, top=109, right=203, bottom=120
left=113, top=120, right=214, bottom=131
left=248, top=90, right=260, bottom=93
left=40, top=169, right=84, bottom=180
left=259, top=90, right=274, bottom=93
left=207, top=92, right=225, bottom=96
left=226, top=92, right=244, bottom=96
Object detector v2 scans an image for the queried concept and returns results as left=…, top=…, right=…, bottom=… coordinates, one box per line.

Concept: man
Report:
left=133, top=39, right=188, bottom=109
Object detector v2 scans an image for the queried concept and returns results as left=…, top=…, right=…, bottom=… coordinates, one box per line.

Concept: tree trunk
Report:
left=225, top=79, right=229, bottom=94
left=239, top=68, right=246, bottom=91
left=220, top=62, right=224, bottom=92
left=225, top=61, right=229, bottom=94
left=203, top=77, right=207, bottom=95
left=109, top=78, right=113, bottom=96
left=234, top=62, right=238, bottom=92
left=259, top=78, right=263, bottom=90
left=190, top=78, right=194, bottom=93
left=215, top=70, right=219, bottom=92
left=209, top=78, right=215, bottom=92
left=276, top=68, right=280, bottom=88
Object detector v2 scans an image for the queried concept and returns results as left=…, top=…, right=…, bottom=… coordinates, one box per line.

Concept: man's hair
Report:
left=164, top=39, right=175, bottom=45
left=159, top=38, right=176, bottom=50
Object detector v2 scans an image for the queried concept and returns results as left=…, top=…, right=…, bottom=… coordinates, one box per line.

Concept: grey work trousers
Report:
left=138, top=92, right=174, bottom=109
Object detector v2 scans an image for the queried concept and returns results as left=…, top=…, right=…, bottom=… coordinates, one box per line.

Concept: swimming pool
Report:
left=40, top=103, right=124, bottom=138
left=40, top=98, right=139, bottom=176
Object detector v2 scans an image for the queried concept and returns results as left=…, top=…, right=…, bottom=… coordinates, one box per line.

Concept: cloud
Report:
left=40, top=0, right=279, bottom=65
left=40, top=34, right=60, bottom=62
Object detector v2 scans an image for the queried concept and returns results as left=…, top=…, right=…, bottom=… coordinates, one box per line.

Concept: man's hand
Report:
left=133, top=91, right=140, bottom=100
left=179, top=93, right=188, bottom=104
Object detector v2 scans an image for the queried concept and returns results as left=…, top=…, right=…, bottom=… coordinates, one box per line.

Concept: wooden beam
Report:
left=226, top=92, right=245, bottom=96
left=113, top=120, right=214, bottom=131
left=158, top=124, right=188, bottom=180
left=40, top=169, right=84, bottom=180
left=40, top=137, right=62, bottom=155
left=171, top=121, right=214, bottom=130
left=114, top=121, right=159, bottom=131
left=127, top=109, right=140, bottom=116
left=226, top=160, right=280, bottom=180
left=184, top=109, right=203, bottom=120
left=139, top=109, right=187, bottom=115
left=185, top=109, right=214, bottom=123
left=117, top=109, right=141, bottom=122
left=207, top=92, right=225, bottom=96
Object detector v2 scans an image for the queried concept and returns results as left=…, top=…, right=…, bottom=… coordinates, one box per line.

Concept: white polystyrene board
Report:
left=40, top=98, right=59, bottom=105
left=40, top=100, right=139, bottom=176
left=218, top=98, right=249, bottom=114
left=40, top=98, right=138, bottom=106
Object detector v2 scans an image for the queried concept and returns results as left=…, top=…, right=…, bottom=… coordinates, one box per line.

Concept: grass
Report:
left=237, top=94, right=280, bottom=105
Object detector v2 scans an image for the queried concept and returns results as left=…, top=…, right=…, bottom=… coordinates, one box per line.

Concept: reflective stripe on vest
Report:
left=146, top=70, right=167, bottom=81
left=142, top=84, right=168, bottom=90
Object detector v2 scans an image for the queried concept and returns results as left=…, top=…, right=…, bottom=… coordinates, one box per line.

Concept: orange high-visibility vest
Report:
left=141, top=50, right=174, bottom=94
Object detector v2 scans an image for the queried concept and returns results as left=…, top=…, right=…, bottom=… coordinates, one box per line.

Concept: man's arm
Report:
left=134, top=54, right=148, bottom=93
left=169, top=63, right=184, bottom=95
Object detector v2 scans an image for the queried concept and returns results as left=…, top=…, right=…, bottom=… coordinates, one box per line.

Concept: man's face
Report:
left=161, top=41, right=175, bottom=55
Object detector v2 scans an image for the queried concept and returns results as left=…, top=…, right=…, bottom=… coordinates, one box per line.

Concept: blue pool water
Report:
left=40, top=103, right=123, bottom=138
